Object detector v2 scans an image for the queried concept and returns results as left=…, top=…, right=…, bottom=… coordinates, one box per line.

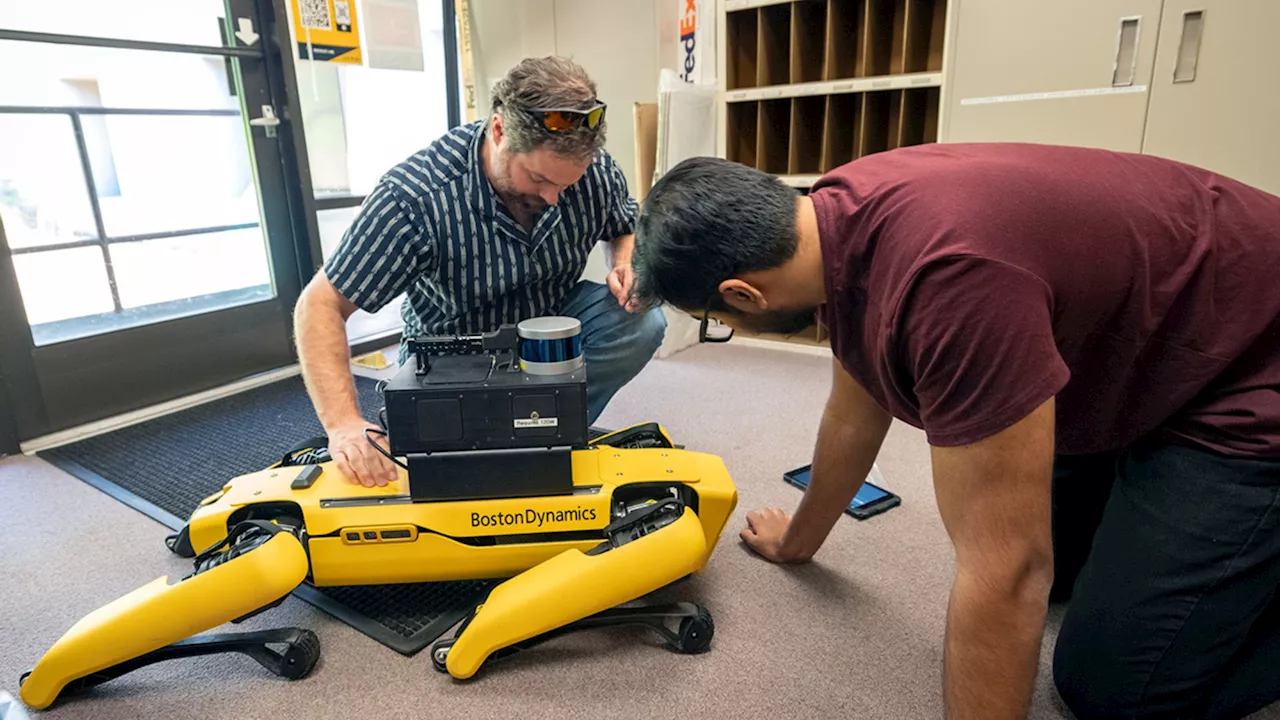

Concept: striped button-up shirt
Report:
left=323, top=121, right=638, bottom=357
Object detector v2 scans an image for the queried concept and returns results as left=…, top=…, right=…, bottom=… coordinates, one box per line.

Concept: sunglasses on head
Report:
left=522, top=102, right=607, bottom=133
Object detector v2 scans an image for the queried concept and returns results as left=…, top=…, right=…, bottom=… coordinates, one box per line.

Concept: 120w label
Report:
left=514, top=417, right=558, bottom=428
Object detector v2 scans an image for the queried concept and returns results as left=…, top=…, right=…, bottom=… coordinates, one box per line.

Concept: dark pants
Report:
left=1050, top=440, right=1280, bottom=720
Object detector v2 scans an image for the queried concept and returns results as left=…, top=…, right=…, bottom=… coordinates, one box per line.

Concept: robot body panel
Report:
left=183, top=447, right=737, bottom=590
left=306, top=534, right=601, bottom=586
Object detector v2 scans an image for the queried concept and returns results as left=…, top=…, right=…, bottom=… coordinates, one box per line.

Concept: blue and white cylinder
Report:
left=518, top=316, right=584, bottom=376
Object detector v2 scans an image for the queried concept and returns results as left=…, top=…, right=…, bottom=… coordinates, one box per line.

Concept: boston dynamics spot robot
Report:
left=18, top=317, right=738, bottom=711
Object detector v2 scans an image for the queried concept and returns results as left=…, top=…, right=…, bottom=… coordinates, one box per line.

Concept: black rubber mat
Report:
left=40, top=373, right=497, bottom=655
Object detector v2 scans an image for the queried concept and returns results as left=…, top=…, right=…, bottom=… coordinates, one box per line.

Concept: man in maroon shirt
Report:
left=629, top=143, right=1280, bottom=720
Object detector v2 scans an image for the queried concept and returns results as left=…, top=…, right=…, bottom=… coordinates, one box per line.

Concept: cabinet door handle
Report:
left=1173, top=10, right=1205, bottom=83
left=1112, top=17, right=1141, bottom=87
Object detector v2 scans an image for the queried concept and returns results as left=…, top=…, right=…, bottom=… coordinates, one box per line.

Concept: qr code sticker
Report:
left=299, top=0, right=332, bottom=30
left=333, top=0, right=351, bottom=27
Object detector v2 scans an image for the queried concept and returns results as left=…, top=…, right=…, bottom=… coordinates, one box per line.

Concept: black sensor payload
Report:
left=381, top=316, right=589, bottom=503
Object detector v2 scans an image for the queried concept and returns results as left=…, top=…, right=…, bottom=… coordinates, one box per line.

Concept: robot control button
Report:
left=341, top=525, right=418, bottom=544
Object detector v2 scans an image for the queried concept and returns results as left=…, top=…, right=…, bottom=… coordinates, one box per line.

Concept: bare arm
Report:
left=741, top=359, right=893, bottom=562
left=293, top=271, right=398, bottom=487
left=295, top=272, right=361, bottom=428
left=931, top=398, right=1056, bottom=720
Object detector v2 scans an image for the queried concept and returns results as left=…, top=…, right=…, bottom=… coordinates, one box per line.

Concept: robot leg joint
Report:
left=589, top=497, right=686, bottom=556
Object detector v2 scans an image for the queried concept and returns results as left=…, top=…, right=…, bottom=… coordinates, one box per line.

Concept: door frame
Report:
left=0, top=0, right=463, bottom=446
left=0, top=0, right=304, bottom=438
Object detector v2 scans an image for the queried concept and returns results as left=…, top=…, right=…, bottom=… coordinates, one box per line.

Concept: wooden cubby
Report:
left=824, top=0, right=862, bottom=80
left=757, top=98, right=792, bottom=174
left=791, top=0, right=827, bottom=84
left=892, top=86, right=940, bottom=147
left=820, top=93, right=858, bottom=172
left=857, top=90, right=892, bottom=157
left=789, top=95, right=826, bottom=174
left=758, top=3, right=792, bottom=86
left=721, top=0, right=950, bottom=347
left=726, top=9, right=759, bottom=90
left=726, top=100, right=760, bottom=167
left=861, top=0, right=895, bottom=77
left=910, top=0, right=948, bottom=72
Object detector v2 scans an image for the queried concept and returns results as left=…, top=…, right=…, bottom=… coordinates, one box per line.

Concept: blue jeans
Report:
left=559, top=280, right=667, bottom=424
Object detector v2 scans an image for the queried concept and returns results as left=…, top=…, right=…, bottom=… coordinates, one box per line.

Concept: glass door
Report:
left=0, top=0, right=312, bottom=440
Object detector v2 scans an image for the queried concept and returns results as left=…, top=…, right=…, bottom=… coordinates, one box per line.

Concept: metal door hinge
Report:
left=249, top=105, right=281, bottom=137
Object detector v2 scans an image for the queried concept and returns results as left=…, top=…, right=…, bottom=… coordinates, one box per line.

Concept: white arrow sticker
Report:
left=235, top=17, right=259, bottom=46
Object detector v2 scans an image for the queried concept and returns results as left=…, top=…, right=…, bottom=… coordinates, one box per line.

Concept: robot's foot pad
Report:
left=430, top=602, right=714, bottom=675
left=19, top=628, right=319, bottom=701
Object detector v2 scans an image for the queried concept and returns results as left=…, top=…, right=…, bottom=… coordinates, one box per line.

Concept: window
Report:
left=0, top=2, right=277, bottom=345
left=293, top=0, right=459, bottom=343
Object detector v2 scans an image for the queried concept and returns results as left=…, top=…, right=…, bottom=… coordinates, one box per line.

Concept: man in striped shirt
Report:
left=293, top=57, right=667, bottom=487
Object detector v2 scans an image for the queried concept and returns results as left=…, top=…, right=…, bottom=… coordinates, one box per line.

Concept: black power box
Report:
left=380, top=322, right=590, bottom=502
left=383, top=354, right=589, bottom=454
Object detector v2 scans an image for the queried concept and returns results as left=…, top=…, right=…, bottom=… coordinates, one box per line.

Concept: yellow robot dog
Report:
left=18, top=318, right=738, bottom=710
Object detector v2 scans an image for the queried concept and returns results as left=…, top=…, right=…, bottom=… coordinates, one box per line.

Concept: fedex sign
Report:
left=677, top=0, right=713, bottom=83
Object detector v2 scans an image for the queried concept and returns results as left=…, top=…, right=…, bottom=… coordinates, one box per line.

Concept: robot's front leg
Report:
left=19, top=520, right=315, bottom=710
left=432, top=498, right=713, bottom=679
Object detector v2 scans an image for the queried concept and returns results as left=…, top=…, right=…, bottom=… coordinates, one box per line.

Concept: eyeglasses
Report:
left=523, top=102, right=607, bottom=133
left=699, top=294, right=734, bottom=343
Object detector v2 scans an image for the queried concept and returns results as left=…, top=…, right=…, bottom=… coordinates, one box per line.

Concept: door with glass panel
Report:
left=0, top=0, right=309, bottom=441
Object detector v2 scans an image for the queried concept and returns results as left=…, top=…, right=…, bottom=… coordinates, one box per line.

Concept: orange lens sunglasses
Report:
left=524, top=102, right=607, bottom=132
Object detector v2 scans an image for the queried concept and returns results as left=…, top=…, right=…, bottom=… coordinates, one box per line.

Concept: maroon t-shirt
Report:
left=811, top=142, right=1280, bottom=457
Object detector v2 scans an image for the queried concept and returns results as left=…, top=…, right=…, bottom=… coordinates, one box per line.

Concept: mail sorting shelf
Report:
left=726, top=0, right=947, bottom=90
left=726, top=86, right=941, bottom=175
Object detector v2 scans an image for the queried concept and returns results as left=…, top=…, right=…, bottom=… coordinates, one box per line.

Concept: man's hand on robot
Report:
left=328, top=419, right=399, bottom=487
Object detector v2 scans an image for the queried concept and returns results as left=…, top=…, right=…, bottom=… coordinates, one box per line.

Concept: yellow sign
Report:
left=290, top=0, right=362, bottom=64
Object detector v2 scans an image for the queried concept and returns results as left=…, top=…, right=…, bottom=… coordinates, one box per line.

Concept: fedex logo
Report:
left=680, top=0, right=698, bottom=81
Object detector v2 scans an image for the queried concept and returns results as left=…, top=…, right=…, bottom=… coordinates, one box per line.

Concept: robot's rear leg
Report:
left=20, top=520, right=315, bottom=710
left=431, top=602, right=713, bottom=673
left=431, top=497, right=714, bottom=679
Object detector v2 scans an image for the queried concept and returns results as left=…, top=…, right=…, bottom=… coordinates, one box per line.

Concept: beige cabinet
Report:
left=941, top=0, right=1163, bottom=151
left=1142, top=0, right=1280, bottom=195
left=941, top=0, right=1279, bottom=196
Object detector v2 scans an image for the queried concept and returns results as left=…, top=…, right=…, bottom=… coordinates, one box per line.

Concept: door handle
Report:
left=249, top=105, right=281, bottom=137
left=1112, top=17, right=1141, bottom=87
left=1173, top=10, right=1205, bottom=83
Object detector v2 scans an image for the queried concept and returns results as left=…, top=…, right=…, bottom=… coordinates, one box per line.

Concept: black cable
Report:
left=364, top=427, right=409, bottom=470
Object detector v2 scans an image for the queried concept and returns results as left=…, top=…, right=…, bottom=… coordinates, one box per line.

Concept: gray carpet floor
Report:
left=1, top=342, right=1277, bottom=719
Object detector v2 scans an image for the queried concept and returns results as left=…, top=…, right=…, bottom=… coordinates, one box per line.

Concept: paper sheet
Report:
left=363, top=0, right=424, bottom=71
